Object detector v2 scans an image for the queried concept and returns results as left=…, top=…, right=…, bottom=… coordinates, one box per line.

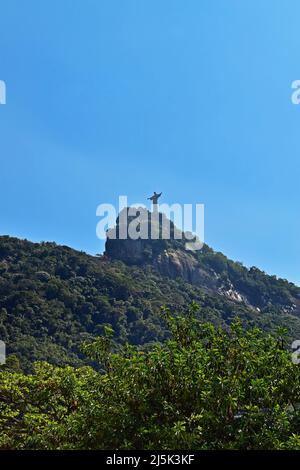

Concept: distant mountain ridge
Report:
left=106, top=208, right=300, bottom=315
left=0, top=212, right=300, bottom=370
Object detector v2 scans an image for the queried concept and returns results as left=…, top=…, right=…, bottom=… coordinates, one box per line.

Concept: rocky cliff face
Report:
left=105, top=207, right=211, bottom=285
left=105, top=208, right=300, bottom=315
left=153, top=249, right=218, bottom=288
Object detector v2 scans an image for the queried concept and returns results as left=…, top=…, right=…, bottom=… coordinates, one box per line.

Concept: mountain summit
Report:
left=1, top=218, right=300, bottom=370
left=105, top=208, right=300, bottom=316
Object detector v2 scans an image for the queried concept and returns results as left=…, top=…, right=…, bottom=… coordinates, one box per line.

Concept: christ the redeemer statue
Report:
left=148, top=191, right=162, bottom=205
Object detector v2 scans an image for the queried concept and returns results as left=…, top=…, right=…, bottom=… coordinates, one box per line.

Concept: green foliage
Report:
left=198, top=248, right=299, bottom=309
left=1, top=236, right=300, bottom=371
left=2, top=304, right=300, bottom=450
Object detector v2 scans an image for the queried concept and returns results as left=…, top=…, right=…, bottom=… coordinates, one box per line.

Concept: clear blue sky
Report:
left=0, top=0, right=299, bottom=285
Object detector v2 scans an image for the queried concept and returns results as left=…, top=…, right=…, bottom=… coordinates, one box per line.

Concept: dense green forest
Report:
left=2, top=304, right=300, bottom=450
left=0, top=237, right=300, bottom=370
left=1, top=232, right=300, bottom=450
left=0, top=235, right=300, bottom=371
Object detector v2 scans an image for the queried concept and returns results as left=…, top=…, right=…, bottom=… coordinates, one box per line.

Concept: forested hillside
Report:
left=2, top=306, right=300, bottom=450
left=0, top=232, right=300, bottom=371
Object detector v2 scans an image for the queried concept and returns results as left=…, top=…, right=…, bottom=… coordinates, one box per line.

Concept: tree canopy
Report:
left=2, top=303, right=300, bottom=450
